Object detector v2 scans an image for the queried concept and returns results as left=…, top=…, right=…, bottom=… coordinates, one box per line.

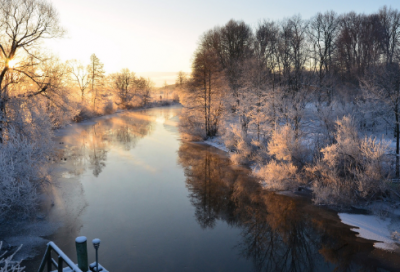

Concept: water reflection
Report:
left=178, top=143, right=400, bottom=272
left=62, top=111, right=153, bottom=177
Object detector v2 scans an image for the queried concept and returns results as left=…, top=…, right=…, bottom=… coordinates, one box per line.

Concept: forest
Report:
left=178, top=6, right=400, bottom=205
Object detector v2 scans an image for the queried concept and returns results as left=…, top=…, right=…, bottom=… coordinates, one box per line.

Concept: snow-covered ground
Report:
left=339, top=213, right=400, bottom=252
left=204, top=137, right=229, bottom=152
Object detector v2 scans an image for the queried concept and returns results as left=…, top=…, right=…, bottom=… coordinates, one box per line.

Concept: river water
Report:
left=15, top=106, right=400, bottom=271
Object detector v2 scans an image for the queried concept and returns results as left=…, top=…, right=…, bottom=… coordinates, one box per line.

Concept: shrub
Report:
left=256, top=160, right=298, bottom=190
left=307, top=116, right=391, bottom=204
left=223, top=124, right=253, bottom=165
left=0, top=128, right=52, bottom=218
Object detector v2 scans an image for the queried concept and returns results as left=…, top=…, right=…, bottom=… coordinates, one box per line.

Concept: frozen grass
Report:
left=338, top=213, right=400, bottom=251
left=0, top=242, right=25, bottom=272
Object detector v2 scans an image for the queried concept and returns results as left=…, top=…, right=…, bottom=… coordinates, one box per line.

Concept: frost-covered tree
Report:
left=181, top=41, right=226, bottom=138
left=361, top=64, right=400, bottom=176
left=68, top=60, right=90, bottom=102
left=111, top=68, right=136, bottom=107
left=87, top=54, right=105, bottom=110
left=0, top=0, right=65, bottom=143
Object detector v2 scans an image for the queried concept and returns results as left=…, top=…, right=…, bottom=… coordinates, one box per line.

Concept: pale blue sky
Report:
left=45, top=0, right=400, bottom=86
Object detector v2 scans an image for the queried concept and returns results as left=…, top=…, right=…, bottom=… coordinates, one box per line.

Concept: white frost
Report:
left=204, top=137, right=229, bottom=152
left=338, top=213, right=400, bottom=251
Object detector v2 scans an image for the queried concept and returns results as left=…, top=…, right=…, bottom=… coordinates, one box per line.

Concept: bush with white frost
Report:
left=0, top=127, right=52, bottom=218
left=257, top=160, right=298, bottom=190
left=256, top=124, right=308, bottom=190
left=307, top=116, right=391, bottom=204
left=223, top=124, right=254, bottom=165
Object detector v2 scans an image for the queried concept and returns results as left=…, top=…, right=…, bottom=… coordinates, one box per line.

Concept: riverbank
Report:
left=200, top=136, right=400, bottom=253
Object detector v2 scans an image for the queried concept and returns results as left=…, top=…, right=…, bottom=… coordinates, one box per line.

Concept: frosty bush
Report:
left=223, top=124, right=253, bottom=165
left=0, top=242, right=24, bottom=272
left=269, top=124, right=311, bottom=164
left=255, top=124, right=311, bottom=190
left=307, top=116, right=391, bottom=204
left=0, top=128, right=52, bottom=218
left=256, top=160, right=298, bottom=190
left=268, top=125, right=297, bottom=162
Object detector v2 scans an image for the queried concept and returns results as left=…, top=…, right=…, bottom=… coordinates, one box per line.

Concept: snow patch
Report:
left=204, top=137, right=229, bottom=152
left=338, top=213, right=400, bottom=251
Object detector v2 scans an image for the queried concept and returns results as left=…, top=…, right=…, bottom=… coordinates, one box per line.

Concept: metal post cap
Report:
left=92, top=238, right=101, bottom=247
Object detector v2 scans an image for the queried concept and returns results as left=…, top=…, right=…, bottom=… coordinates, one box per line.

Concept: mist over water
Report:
left=15, top=106, right=400, bottom=272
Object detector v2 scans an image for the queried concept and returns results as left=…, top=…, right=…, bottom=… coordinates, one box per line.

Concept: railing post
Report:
left=47, top=248, right=52, bottom=272
left=37, top=244, right=50, bottom=272
left=57, top=255, right=63, bottom=272
left=75, top=236, right=89, bottom=272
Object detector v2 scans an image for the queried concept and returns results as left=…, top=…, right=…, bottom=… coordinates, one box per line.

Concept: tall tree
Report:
left=68, top=60, right=90, bottom=102
left=0, top=0, right=65, bottom=142
left=308, top=11, right=339, bottom=103
left=112, top=68, right=136, bottom=106
left=191, top=47, right=225, bottom=137
left=87, top=54, right=105, bottom=110
left=176, top=71, right=187, bottom=87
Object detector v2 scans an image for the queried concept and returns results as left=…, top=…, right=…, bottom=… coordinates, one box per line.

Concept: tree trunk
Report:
left=0, top=98, right=5, bottom=144
left=208, top=71, right=212, bottom=136
left=204, top=71, right=208, bottom=137
left=0, top=67, right=9, bottom=144
left=396, top=104, right=399, bottom=178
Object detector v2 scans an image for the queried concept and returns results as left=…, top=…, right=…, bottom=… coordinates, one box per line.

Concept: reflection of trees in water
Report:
left=179, top=143, right=237, bottom=229
left=113, top=114, right=153, bottom=150
left=178, top=143, right=396, bottom=272
left=63, top=112, right=153, bottom=177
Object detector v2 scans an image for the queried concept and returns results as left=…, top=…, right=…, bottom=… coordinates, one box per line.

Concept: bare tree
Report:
left=378, top=6, right=400, bottom=65
left=68, top=60, right=90, bottom=102
left=0, top=0, right=64, bottom=142
left=176, top=71, right=187, bottom=87
left=141, top=77, right=153, bottom=106
left=308, top=11, right=339, bottom=103
left=111, top=68, right=136, bottom=106
left=87, top=54, right=105, bottom=110
left=191, top=47, right=225, bottom=137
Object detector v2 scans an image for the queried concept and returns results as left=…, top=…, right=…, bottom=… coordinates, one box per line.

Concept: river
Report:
left=10, top=106, right=400, bottom=271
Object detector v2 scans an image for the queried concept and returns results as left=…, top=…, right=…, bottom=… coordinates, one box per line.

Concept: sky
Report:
left=45, top=0, right=400, bottom=86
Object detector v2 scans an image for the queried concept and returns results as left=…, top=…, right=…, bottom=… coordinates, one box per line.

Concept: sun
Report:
left=8, top=59, right=18, bottom=68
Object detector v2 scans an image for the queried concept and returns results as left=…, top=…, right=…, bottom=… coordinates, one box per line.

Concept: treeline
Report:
left=0, top=0, right=173, bottom=218
left=179, top=6, right=400, bottom=205
left=68, top=57, right=157, bottom=121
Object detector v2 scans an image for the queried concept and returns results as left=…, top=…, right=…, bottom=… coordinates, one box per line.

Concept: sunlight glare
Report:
left=156, top=117, right=165, bottom=124
left=8, top=59, right=18, bottom=68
